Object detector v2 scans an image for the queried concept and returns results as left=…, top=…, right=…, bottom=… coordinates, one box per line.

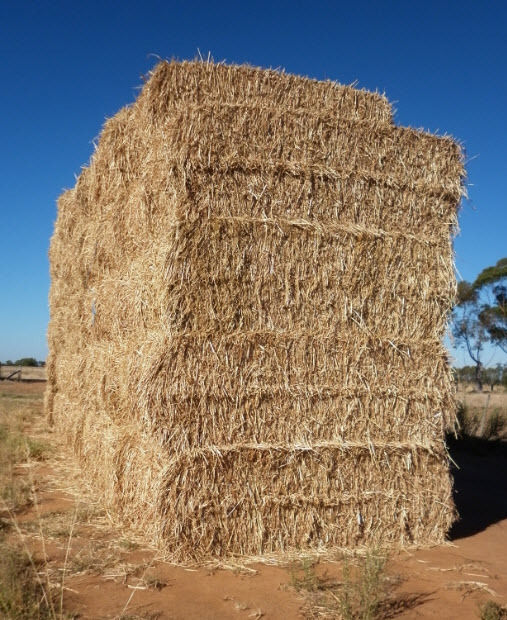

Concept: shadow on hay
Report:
left=447, top=435, right=507, bottom=539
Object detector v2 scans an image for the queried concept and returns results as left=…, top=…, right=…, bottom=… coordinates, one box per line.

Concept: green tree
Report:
left=13, top=358, right=38, bottom=367
left=474, top=257, right=507, bottom=354
left=482, top=364, right=505, bottom=392
left=453, top=365, right=476, bottom=386
left=452, top=281, right=488, bottom=390
left=453, top=258, right=507, bottom=390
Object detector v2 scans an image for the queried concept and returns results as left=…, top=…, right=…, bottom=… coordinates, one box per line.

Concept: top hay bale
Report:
left=46, top=60, right=464, bottom=562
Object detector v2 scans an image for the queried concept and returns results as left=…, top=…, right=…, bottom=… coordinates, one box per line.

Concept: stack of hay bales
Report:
left=46, top=61, right=464, bottom=561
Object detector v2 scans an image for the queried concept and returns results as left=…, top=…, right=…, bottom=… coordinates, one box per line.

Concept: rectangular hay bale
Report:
left=46, top=60, right=464, bottom=561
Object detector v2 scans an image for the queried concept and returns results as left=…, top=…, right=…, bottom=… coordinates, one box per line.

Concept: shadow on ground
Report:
left=448, top=436, right=507, bottom=539
left=380, top=592, right=435, bottom=618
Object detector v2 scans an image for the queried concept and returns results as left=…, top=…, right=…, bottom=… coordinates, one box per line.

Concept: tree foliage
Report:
left=452, top=285, right=487, bottom=389
left=13, top=358, right=39, bottom=367
left=473, top=257, right=507, bottom=289
left=454, top=364, right=506, bottom=390
left=1, top=358, right=44, bottom=367
left=474, top=258, right=507, bottom=353
left=452, top=257, right=507, bottom=390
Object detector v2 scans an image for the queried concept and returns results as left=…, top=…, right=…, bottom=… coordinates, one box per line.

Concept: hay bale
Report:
left=46, top=60, right=465, bottom=561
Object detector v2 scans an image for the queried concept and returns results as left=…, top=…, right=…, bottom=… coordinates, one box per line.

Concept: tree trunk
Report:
left=475, top=361, right=483, bottom=391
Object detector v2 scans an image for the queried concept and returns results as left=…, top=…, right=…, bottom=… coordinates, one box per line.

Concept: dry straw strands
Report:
left=46, top=60, right=465, bottom=562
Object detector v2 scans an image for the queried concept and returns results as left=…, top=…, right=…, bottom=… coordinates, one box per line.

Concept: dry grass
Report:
left=455, top=390, right=507, bottom=439
left=0, top=389, right=63, bottom=619
left=0, top=389, right=51, bottom=512
left=0, top=385, right=151, bottom=618
left=46, top=59, right=465, bottom=561
left=0, top=366, right=46, bottom=381
left=0, top=545, right=57, bottom=619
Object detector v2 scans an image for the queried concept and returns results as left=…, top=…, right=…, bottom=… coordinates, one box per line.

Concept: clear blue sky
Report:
left=1, top=0, right=505, bottom=366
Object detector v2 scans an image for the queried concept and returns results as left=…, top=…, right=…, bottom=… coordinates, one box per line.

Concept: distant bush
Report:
left=454, top=364, right=506, bottom=390
left=0, top=359, right=45, bottom=367
left=12, top=358, right=38, bottom=367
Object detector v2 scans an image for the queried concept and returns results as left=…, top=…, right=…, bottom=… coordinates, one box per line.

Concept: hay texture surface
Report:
left=46, top=61, right=464, bottom=561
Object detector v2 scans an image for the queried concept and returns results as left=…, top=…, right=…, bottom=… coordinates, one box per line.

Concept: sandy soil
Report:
left=2, top=381, right=506, bottom=619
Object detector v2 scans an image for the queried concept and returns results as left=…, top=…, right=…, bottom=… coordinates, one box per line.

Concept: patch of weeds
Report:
left=121, top=561, right=152, bottom=580
left=0, top=425, right=33, bottom=513
left=1, top=479, right=32, bottom=514
left=455, top=402, right=475, bottom=437
left=143, top=574, right=168, bottom=591
left=70, top=540, right=119, bottom=575
left=75, top=503, right=105, bottom=523
left=0, top=402, right=51, bottom=513
left=289, top=550, right=393, bottom=620
left=0, top=389, right=74, bottom=619
left=454, top=402, right=506, bottom=441
left=288, top=557, right=341, bottom=618
left=22, top=510, right=75, bottom=541
left=49, top=526, right=74, bottom=540
left=479, top=600, right=507, bottom=620
left=338, top=550, right=388, bottom=620
left=26, top=437, right=52, bottom=461
left=120, top=538, right=140, bottom=551
left=0, top=541, right=55, bottom=619
left=289, top=557, right=321, bottom=592
left=482, top=409, right=506, bottom=439
left=0, top=423, right=27, bottom=460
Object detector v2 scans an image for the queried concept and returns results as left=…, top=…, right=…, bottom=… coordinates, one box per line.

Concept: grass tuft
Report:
left=289, top=556, right=321, bottom=593
left=479, top=600, right=507, bottom=620
left=338, top=551, right=388, bottom=620
left=455, top=401, right=506, bottom=441
left=288, top=549, right=392, bottom=619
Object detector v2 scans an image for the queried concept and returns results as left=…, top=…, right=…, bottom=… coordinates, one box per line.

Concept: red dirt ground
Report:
left=2, top=381, right=506, bottom=619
